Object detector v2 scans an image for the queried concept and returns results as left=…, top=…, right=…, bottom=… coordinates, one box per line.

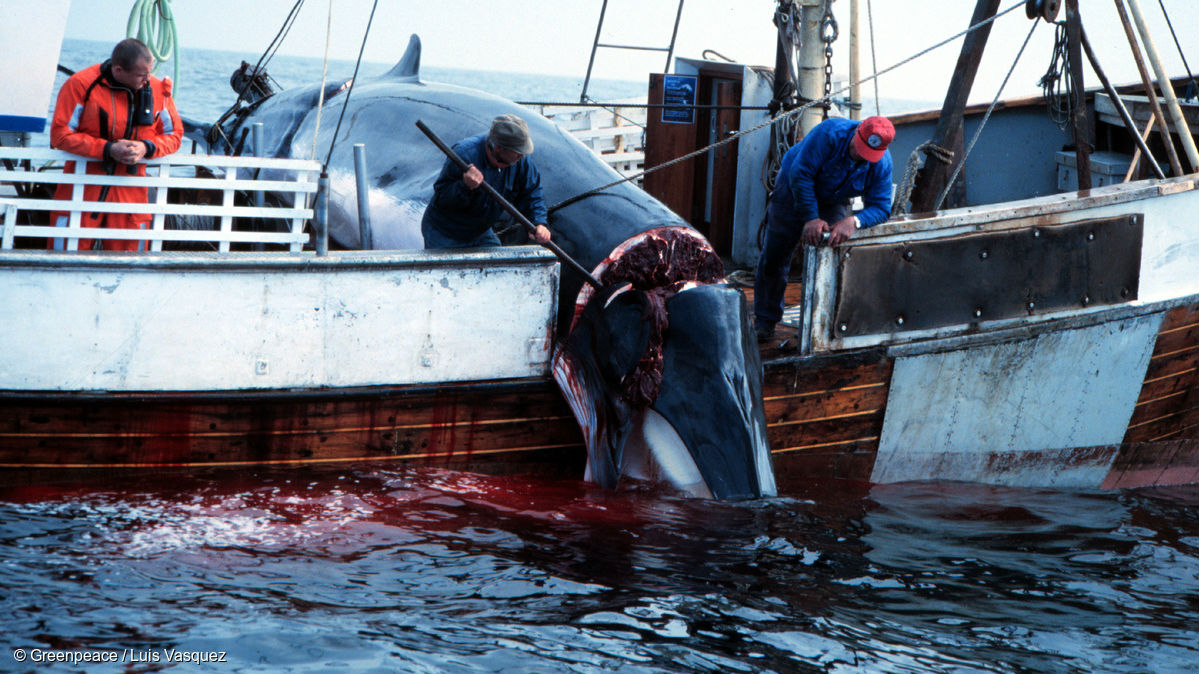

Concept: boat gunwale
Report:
left=767, top=293, right=1199, bottom=368
left=0, top=376, right=558, bottom=403
left=859, top=175, right=1198, bottom=242
left=0, top=246, right=560, bottom=272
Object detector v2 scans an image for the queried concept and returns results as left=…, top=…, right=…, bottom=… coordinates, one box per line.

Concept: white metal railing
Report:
left=538, top=103, right=646, bottom=181
left=0, top=147, right=321, bottom=252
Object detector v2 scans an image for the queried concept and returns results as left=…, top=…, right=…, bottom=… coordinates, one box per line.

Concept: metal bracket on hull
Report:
left=832, top=213, right=1143, bottom=338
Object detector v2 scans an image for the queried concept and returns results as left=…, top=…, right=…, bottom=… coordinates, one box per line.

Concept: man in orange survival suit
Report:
left=49, top=38, right=183, bottom=251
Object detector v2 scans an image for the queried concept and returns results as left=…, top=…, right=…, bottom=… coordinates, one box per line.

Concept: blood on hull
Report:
left=217, top=35, right=776, bottom=499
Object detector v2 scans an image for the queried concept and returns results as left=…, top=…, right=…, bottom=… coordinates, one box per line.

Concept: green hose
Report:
left=126, top=0, right=179, bottom=91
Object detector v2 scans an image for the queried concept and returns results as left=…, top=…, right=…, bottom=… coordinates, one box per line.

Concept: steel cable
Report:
left=549, top=0, right=1028, bottom=214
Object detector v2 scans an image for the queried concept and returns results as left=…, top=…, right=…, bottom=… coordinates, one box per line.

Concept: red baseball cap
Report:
left=853, top=116, right=895, bottom=162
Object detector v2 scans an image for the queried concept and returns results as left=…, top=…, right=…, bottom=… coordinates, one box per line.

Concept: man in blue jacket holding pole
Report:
left=422, top=114, right=552, bottom=249
left=753, top=115, right=895, bottom=342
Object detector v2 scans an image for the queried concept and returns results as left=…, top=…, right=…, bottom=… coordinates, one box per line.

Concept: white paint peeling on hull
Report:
left=0, top=250, right=559, bottom=391
left=871, top=312, right=1165, bottom=487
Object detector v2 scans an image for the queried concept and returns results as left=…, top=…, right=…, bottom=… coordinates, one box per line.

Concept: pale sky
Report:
left=62, top=0, right=1197, bottom=105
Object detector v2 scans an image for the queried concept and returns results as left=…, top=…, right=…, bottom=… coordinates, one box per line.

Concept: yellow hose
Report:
left=126, top=0, right=179, bottom=90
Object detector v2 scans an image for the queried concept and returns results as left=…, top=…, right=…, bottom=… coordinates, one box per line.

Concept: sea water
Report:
left=28, top=38, right=649, bottom=149
left=0, top=469, right=1195, bottom=673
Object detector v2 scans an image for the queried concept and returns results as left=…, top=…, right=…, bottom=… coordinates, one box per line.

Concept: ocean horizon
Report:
left=53, top=38, right=649, bottom=127
left=33, top=38, right=938, bottom=148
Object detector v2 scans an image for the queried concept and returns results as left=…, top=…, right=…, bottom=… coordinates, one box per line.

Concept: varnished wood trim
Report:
left=1132, top=388, right=1192, bottom=409
left=769, top=408, right=881, bottom=428
left=762, top=381, right=886, bottom=402
left=1157, top=322, right=1198, bottom=337
left=0, top=414, right=577, bottom=440
left=1128, top=407, right=1193, bottom=431
left=1150, top=344, right=1199, bottom=361
left=1143, top=366, right=1197, bottom=386
left=0, top=442, right=582, bottom=470
left=772, top=436, right=880, bottom=454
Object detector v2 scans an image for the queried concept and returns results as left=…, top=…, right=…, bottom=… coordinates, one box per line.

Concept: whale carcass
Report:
left=211, top=36, right=776, bottom=499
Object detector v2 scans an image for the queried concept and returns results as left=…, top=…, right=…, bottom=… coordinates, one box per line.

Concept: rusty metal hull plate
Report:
left=833, top=214, right=1143, bottom=337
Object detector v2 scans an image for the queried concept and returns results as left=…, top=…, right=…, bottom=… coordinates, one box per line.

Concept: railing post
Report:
left=150, top=157, right=170, bottom=252
left=315, top=170, right=329, bottom=256
left=352, top=143, right=373, bottom=250
left=252, top=122, right=266, bottom=252
left=1, top=201, right=17, bottom=250
left=799, top=244, right=819, bottom=356
left=252, top=123, right=265, bottom=209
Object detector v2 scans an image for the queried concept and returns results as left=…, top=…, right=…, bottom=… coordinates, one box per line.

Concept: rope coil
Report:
left=892, top=141, right=953, bottom=216
left=126, top=0, right=178, bottom=89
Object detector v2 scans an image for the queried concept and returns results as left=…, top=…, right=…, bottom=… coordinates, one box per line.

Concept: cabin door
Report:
left=644, top=71, right=742, bottom=257
left=705, top=78, right=740, bottom=255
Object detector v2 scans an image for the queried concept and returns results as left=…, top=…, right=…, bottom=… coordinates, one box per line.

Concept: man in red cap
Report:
left=753, top=115, right=894, bottom=341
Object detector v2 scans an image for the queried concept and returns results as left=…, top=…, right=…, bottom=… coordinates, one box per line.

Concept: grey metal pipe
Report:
left=797, top=0, right=825, bottom=135
left=252, top=123, right=265, bottom=209
left=352, top=143, right=373, bottom=249
left=251, top=122, right=266, bottom=252
left=315, top=171, right=329, bottom=256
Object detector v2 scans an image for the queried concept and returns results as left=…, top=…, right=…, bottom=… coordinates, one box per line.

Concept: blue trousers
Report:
left=753, top=201, right=849, bottom=330
left=422, top=219, right=502, bottom=249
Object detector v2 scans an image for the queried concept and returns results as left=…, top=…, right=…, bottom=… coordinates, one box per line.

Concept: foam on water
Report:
left=1, top=469, right=1195, bottom=673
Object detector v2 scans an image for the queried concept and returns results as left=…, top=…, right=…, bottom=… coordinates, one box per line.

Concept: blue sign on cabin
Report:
left=662, top=75, right=697, bottom=125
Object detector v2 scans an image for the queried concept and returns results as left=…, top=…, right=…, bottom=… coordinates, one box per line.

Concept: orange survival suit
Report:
left=49, top=60, right=183, bottom=251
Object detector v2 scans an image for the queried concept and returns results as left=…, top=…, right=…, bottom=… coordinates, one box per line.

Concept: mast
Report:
left=849, top=0, right=860, bottom=120
left=1064, top=0, right=1092, bottom=189
left=797, top=0, right=826, bottom=135
left=907, top=0, right=1001, bottom=213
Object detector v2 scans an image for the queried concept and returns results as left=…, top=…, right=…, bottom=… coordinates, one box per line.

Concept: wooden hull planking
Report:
left=2, top=299, right=1192, bottom=490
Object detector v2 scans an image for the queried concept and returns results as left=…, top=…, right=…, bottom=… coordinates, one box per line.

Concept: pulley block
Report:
left=1025, top=0, right=1061, bottom=22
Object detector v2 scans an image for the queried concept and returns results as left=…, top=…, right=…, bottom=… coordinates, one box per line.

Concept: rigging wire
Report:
left=311, top=0, right=334, bottom=161
left=126, top=0, right=178, bottom=89
left=323, top=0, right=380, bottom=169
left=209, top=0, right=305, bottom=148
left=1154, top=0, right=1198, bottom=99
left=866, top=0, right=880, bottom=116
left=549, top=0, right=1028, bottom=214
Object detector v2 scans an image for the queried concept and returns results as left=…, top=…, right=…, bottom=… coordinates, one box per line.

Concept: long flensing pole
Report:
left=415, top=120, right=603, bottom=290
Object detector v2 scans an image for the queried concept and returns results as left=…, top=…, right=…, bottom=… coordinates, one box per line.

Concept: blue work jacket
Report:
left=421, top=133, right=547, bottom=243
left=772, top=117, right=893, bottom=229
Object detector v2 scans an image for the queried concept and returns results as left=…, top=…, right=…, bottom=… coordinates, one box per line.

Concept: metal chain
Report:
left=773, top=0, right=803, bottom=99
left=820, top=0, right=838, bottom=118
